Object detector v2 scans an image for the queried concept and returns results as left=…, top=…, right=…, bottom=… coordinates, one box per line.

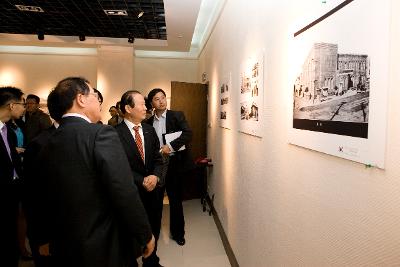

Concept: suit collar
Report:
left=62, top=113, right=91, bottom=123
left=60, top=115, right=90, bottom=125
left=154, top=109, right=167, bottom=120
left=123, top=118, right=143, bottom=130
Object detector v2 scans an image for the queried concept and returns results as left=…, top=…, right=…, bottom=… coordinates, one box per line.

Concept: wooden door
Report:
left=171, top=81, right=208, bottom=200
left=170, top=81, right=208, bottom=160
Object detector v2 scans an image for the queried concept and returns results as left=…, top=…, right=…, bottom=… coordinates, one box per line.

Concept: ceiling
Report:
left=0, top=0, right=167, bottom=40
left=0, top=0, right=222, bottom=56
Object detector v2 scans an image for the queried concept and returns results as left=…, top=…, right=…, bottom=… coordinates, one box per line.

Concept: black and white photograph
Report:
left=240, top=101, right=259, bottom=121
left=293, top=43, right=370, bottom=138
left=239, top=52, right=264, bottom=136
left=219, top=73, right=233, bottom=129
left=240, top=73, right=251, bottom=94
left=288, top=0, right=390, bottom=168
left=220, top=111, right=226, bottom=119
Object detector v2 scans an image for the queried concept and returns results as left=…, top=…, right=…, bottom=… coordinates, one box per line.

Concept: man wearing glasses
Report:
left=0, top=86, right=26, bottom=267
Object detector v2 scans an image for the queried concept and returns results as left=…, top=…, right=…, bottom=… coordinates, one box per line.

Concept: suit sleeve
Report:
left=149, top=127, right=164, bottom=180
left=93, top=126, right=152, bottom=247
left=170, top=111, right=192, bottom=151
left=40, top=113, right=52, bottom=131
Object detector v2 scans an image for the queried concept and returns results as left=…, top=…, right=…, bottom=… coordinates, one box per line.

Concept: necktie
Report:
left=133, top=126, right=144, bottom=162
left=1, top=125, right=17, bottom=179
left=1, top=125, right=12, bottom=159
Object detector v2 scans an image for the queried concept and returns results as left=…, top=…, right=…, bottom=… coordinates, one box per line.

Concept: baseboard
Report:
left=206, top=195, right=239, bottom=267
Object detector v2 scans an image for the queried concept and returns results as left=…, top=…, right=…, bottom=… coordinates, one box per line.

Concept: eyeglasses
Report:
left=12, top=102, right=26, bottom=107
left=87, top=93, right=102, bottom=103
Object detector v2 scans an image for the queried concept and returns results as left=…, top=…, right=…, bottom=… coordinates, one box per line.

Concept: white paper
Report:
left=164, top=131, right=186, bottom=151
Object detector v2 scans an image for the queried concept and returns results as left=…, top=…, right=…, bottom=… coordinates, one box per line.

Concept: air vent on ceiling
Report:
left=104, top=10, right=128, bottom=16
left=15, top=5, right=44, bottom=12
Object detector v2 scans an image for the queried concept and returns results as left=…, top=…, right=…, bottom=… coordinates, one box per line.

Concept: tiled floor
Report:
left=20, top=199, right=230, bottom=267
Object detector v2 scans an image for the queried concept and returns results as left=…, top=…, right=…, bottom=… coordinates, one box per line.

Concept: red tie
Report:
left=133, top=126, right=144, bottom=162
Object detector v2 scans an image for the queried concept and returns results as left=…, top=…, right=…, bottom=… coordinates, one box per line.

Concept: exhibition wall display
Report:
left=219, top=72, right=232, bottom=129
left=239, top=52, right=264, bottom=137
left=288, top=0, right=390, bottom=168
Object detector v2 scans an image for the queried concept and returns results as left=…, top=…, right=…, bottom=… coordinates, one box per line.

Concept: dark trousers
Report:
left=136, top=187, right=163, bottom=267
left=0, top=186, right=20, bottom=267
left=164, top=155, right=185, bottom=239
left=29, top=239, right=53, bottom=267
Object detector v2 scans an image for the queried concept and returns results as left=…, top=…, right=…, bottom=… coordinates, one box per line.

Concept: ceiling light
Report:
left=79, top=35, right=85, bottom=41
left=15, top=5, right=44, bottom=12
left=37, top=31, right=44, bottom=40
left=137, top=10, right=144, bottom=18
left=104, top=10, right=128, bottom=16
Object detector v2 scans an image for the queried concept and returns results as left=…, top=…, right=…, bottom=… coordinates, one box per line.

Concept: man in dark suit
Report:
left=115, top=90, right=164, bottom=267
left=23, top=88, right=64, bottom=267
left=35, top=77, right=155, bottom=267
left=23, top=124, right=57, bottom=267
left=24, top=94, right=52, bottom=144
left=146, top=88, right=194, bottom=246
left=0, top=86, right=26, bottom=267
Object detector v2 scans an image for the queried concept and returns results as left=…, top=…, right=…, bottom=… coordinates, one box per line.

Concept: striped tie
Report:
left=133, top=126, right=144, bottom=162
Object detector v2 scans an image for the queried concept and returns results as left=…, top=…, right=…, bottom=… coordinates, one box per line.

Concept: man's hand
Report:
left=39, top=243, right=50, bottom=256
left=143, top=175, right=158, bottom=192
left=160, top=145, right=171, bottom=156
left=142, top=235, right=155, bottom=258
left=16, top=147, right=25, bottom=154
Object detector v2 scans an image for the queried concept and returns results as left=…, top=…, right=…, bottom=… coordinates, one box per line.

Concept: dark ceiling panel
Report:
left=0, top=0, right=166, bottom=40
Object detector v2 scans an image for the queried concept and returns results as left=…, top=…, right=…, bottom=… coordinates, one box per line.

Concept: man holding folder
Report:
left=146, top=88, right=194, bottom=246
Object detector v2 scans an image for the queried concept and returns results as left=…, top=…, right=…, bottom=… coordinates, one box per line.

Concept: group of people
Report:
left=0, top=76, right=194, bottom=267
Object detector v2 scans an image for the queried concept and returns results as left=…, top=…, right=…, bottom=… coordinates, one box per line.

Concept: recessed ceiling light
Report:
left=104, top=10, right=128, bottom=16
left=15, top=5, right=44, bottom=12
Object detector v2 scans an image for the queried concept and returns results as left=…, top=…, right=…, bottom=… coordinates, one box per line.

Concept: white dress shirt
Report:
left=152, top=109, right=167, bottom=147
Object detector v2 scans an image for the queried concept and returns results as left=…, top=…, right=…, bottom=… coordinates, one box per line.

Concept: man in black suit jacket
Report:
left=35, top=77, right=155, bottom=267
left=24, top=94, right=52, bottom=144
left=115, top=90, right=164, bottom=267
left=146, top=88, right=194, bottom=246
left=0, top=86, right=26, bottom=267
left=23, top=90, right=64, bottom=267
left=23, top=123, right=57, bottom=267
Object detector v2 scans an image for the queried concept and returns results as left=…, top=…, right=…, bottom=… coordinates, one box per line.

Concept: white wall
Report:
left=0, top=52, right=97, bottom=101
left=96, top=46, right=135, bottom=122
left=199, top=0, right=400, bottom=266
left=0, top=45, right=135, bottom=122
left=134, top=57, right=199, bottom=98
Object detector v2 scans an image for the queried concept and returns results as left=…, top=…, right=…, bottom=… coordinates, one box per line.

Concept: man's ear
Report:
left=124, top=104, right=131, bottom=115
left=75, top=93, right=87, bottom=108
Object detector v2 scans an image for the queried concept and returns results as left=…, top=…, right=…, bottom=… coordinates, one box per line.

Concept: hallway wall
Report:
left=199, top=0, right=400, bottom=266
left=0, top=51, right=97, bottom=100
left=0, top=48, right=199, bottom=122
left=134, top=57, right=199, bottom=98
left=0, top=45, right=136, bottom=122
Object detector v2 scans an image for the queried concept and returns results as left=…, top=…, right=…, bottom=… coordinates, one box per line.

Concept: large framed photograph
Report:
left=288, top=0, right=390, bottom=168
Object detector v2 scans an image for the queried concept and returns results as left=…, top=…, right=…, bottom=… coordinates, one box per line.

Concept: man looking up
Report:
left=36, top=77, right=155, bottom=267
left=146, top=88, right=194, bottom=246
left=0, top=86, right=26, bottom=267
left=115, top=90, right=164, bottom=267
